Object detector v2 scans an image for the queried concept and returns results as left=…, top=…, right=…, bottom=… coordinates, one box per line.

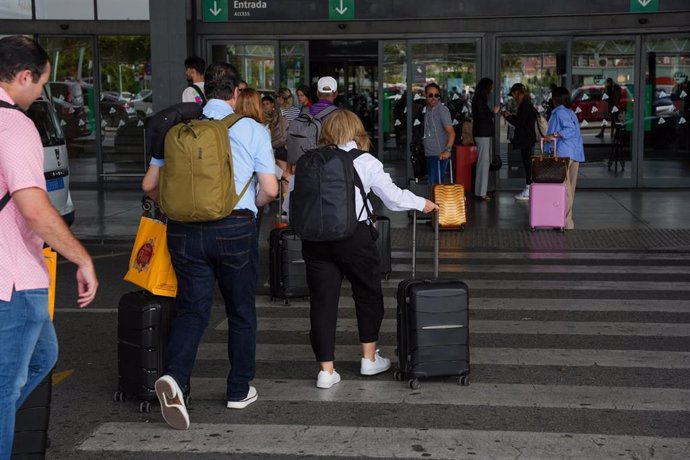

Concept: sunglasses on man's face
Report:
left=427, top=93, right=441, bottom=98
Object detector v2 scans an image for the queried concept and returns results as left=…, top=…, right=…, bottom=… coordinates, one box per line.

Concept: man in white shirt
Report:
left=181, top=56, right=206, bottom=105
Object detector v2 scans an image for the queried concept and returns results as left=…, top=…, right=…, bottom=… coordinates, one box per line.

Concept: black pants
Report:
left=520, top=146, right=534, bottom=185
left=301, top=222, right=384, bottom=362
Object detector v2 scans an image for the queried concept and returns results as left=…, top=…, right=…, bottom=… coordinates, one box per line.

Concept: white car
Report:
left=26, top=98, right=75, bottom=226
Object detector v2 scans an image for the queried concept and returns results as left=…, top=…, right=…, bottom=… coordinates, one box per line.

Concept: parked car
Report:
left=100, top=91, right=138, bottom=128
left=571, top=84, right=630, bottom=122
left=129, top=89, right=153, bottom=119
left=47, top=81, right=91, bottom=141
left=26, top=97, right=75, bottom=226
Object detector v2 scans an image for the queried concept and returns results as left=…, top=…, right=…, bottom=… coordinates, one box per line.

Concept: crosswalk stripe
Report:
left=256, top=297, right=690, bottom=312
left=392, top=263, right=690, bottom=274
left=196, top=343, right=690, bottom=369
left=392, top=250, right=690, bottom=261
left=78, top=423, right=690, bottom=458
left=217, top=317, right=690, bottom=337
left=378, top=279, right=690, bottom=291
left=182, top=378, right=690, bottom=412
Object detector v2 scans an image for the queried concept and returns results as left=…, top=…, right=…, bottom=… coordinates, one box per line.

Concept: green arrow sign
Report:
left=203, top=0, right=228, bottom=22
left=329, top=0, right=355, bottom=20
left=630, top=0, right=658, bottom=13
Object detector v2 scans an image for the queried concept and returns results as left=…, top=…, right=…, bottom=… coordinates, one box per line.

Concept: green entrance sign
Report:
left=203, top=0, right=228, bottom=22
left=329, top=0, right=355, bottom=20
left=630, top=0, right=658, bottom=13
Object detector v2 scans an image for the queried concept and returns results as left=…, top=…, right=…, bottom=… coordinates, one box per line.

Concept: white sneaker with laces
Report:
left=316, top=370, right=341, bottom=389
left=514, top=186, right=530, bottom=201
left=360, top=350, right=391, bottom=376
left=155, top=375, right=190, bottom=430
left=226, top=386, right=258, bottom=409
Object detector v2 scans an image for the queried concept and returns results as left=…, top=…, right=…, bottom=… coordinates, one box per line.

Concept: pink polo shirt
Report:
left=0, top=88, right=49, bottom=301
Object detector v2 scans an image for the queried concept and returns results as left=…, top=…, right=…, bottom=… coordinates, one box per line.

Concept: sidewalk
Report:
left=69, top=188, right=690, bottom=250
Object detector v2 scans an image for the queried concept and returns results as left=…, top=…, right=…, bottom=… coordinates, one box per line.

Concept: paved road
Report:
left=37, top=235, right=690, bottom=459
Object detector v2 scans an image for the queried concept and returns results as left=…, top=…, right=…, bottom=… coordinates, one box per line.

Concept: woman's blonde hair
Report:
left=235, top=88, right=265, bottom=124
left=277, top=87, right=293, bottom=105
left=320, top=109, right=371, bottom=151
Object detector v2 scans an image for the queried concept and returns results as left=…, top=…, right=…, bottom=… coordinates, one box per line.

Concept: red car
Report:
left=571, top=84, right=630, bottom=122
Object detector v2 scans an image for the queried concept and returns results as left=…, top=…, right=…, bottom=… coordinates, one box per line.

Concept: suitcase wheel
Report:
left=139, top=401, right=152, bottom=413
left=408, top=378, right=420, bottom=390
left=113, top=390, right=125, bottom=402
left=393, top=370, right=402, bottom=381
left=530, top=226, right=536, bottom=232
left=559, top=227, right=565, bottom=233
left=459, top=375, right=470, bottom=386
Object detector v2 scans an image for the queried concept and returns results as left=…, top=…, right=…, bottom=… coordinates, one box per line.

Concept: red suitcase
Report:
left=454, top=145, right=478, bottom=194
left=529, top=182, right=567, bottom=232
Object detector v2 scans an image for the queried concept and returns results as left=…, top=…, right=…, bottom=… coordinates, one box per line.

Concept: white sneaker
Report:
left=316, top=370, right=341, bottom=389
left=514, top=186, right=530, bottom=201
left=155, top=375, right=190, bottom=430
left=360, top=350, right=391, bottom=376
left=226, top=386, right=258, bottom=409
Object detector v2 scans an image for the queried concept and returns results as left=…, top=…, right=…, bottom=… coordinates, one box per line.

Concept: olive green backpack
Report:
left=159, top=113, right=253, bottom=222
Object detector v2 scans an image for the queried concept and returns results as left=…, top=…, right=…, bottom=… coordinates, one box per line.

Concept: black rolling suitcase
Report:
left=395, top=211, right=470, bottom=389
left=115, top=290, right=188, bottom=412
left=11, top=371, right=52, bottom=459
left=375, top=216, right=392, bottom=279
left=269, top=227, right=309, bottom=305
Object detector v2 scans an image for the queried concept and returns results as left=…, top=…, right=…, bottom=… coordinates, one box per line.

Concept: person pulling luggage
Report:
left=293, top=109, right=438, bottom=389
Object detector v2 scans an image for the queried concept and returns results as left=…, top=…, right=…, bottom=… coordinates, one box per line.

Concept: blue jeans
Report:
left=0, top=288, right=58, bottom=459
left=427, top=156, right=450, bottom=185
left=165, top=214, right=258, bottom=402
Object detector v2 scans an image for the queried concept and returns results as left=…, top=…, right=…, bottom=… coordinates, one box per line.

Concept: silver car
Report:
left=26, top=98, right=75, bottom=226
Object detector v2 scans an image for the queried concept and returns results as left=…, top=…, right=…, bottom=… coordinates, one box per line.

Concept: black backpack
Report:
left=289, top=146, right=373, bottom=242
left=145, top=102, right=203, bottom=160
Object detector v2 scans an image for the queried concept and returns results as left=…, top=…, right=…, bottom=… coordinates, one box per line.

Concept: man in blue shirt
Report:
left=144, top=62, right=278, bottom=430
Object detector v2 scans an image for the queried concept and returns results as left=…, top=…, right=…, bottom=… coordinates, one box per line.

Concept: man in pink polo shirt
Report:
left=0, top=36, right=98, bottom=457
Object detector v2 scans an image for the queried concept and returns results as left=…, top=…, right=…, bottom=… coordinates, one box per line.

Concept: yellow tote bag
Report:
left=124, top=216, right=177, bottom=297
left=43, top=247, right=57, bottom=320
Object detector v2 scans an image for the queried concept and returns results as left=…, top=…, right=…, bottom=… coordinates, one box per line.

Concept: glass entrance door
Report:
left=308, top=61, right=379, bottom=153
left=642, top=36, right=690, bottom=186
left=499, top=39, right=568, bottom=186
left=572, top=38, right=636, bottom=185
left=310, top=40, right=379, bottom=154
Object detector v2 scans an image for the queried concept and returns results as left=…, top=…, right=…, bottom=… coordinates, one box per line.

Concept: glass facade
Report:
left=99, top=35, right=151, bottom=177
left=572, top=38, right=636, bottom=182
left=38, top=36, right=97, bottom=183
left=643, top=37, right=690, bottom=181
left=499, top=39, right=568, bottom=185
left=35, top=0, right=94, bottom=20
left=3, top=4, right=688, bottom=188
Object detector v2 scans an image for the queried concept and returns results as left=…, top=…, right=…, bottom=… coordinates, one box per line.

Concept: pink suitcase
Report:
left=529, top=183, right=567, bottom=232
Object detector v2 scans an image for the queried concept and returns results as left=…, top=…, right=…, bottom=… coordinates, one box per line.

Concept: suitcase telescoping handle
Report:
left=436, top=155, right=454, bottom=184
left=411, top=209, right=439, bottom=279
left=539, top=138, right=558, bottom=158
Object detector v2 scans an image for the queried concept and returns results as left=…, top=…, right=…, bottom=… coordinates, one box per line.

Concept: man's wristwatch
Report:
left=443, top=146, right=452, bottom=153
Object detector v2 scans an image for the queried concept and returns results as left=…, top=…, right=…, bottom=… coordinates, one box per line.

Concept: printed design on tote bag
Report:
left=133, top=238, right=155, bottom=273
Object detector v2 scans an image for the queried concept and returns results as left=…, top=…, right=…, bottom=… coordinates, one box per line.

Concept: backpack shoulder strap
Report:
left=314, top=104, right=338, bottom=120
left=0, top=101, right=22, bottom=213
left=347, top=148, right=375, bottom=223
left=0, top=191, right=10, bottom=214
left=220, top=113, right=245, bottom=128
left=218, top=113, right=254, bottom=204
left=191, top=84, right=207, bottom=105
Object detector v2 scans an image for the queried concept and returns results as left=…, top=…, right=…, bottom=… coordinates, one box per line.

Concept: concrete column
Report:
left=149, top=0, right=187, bottom=112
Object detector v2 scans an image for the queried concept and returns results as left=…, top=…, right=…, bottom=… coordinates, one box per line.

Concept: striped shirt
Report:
left=0, top=88, right=49, bottom=301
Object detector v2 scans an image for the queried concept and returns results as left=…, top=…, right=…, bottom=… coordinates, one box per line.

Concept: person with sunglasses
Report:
left=422, top=82, right=455, bottom=184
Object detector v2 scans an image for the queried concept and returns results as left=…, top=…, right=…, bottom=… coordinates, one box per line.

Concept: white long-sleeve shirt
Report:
left=339, top=141, right=426, bottom=221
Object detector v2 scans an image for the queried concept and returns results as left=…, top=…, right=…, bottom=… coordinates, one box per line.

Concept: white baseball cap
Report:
left=317, top=76, right=338, bottom=94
